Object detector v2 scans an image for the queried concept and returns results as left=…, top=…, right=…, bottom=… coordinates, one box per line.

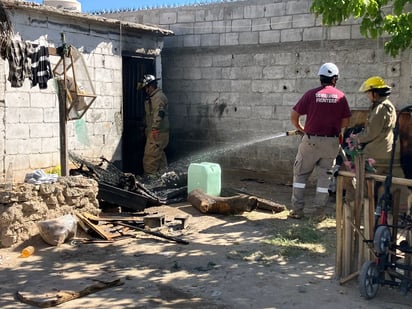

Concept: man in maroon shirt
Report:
left=288, top=63, right=352, bottom=220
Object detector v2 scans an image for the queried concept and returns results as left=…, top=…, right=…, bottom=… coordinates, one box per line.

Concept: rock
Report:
left=0, top=176, right=100, bottom=247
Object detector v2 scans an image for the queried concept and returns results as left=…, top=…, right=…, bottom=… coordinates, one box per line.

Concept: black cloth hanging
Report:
left=1, top=33, right=32, bottom=88
left=30, top=40, right=53, bottom=89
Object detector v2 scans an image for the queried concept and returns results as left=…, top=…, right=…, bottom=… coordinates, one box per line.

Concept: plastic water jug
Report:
left=187, top=162, right=221, bottom=196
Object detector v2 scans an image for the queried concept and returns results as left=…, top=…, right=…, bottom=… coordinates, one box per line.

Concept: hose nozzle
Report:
left=286, top=129, right=302, bottom=136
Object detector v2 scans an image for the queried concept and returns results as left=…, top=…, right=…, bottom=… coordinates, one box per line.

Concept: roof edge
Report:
left=2, top=0, right=174, bottom=36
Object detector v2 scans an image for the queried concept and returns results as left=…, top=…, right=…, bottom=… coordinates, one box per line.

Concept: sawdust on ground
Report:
left=1, top=169, right=411, bottom=309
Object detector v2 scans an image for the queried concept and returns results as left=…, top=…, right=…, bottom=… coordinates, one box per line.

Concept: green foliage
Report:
left=310, top=0, right=412, bottom=57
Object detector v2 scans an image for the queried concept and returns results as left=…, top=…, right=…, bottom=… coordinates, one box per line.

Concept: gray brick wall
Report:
left=107, top=0, right=410, bottom=182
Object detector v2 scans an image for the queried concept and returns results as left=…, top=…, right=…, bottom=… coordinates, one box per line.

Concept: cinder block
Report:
left=259, top=30, right=281, bottom=44
left=280, top=29, right=302, bottom=42
left=178, top=11, right=195, bottom=23
left=160, top=12, right=177, bottom=24
left=303, top=27, right=324, bottom=41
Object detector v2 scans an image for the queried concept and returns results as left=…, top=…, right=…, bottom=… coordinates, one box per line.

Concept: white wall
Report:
left=1, top=6, right=164, bottom=182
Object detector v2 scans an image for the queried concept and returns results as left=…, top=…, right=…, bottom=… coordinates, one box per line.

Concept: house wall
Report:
left=108, top=0, right=411, bottom=183
left=1, top=6, right=164, bottom=182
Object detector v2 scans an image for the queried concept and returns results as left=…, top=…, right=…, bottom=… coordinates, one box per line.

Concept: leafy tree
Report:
left=310, top=0, right=412, bottom=57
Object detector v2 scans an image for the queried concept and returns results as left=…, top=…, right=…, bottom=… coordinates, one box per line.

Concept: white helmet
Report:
left=141, top=74, right=159, bottom=88
left=318, top=63, right=339, bottom=77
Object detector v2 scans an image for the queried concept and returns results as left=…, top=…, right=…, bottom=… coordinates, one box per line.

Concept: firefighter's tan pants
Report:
left=291, top=135, right=340, bottom=211
left=143, top=131, right=169, bottom=175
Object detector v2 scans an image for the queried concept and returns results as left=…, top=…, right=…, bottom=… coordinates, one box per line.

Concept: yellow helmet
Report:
left=359, top=76, right=391, bottom=92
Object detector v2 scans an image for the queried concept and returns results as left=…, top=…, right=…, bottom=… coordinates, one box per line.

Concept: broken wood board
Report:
left=81, top=212, right=189, bottom=230
left=187, top=189, right=258, bottom=215
left=116, top=221, right=189, bottom=245
left=76, top=213, right=117, bottom=240
left=221, top=187, right=285, bottom=213
left=256, top=198, right=285, bottom=213
left=80, top=212, right=146, bottom=223
left=16, top=278, right=123, bottom=308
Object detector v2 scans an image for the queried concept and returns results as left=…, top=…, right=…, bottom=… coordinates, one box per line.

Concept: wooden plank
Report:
left=335, top=175, right=344, bottom=278
left=339, top=271, right=359, bottom=285
left=343, top=202, right=352, bottom=277
left=354, top=155, right=365, bottom=271
left=16, top=279, right=123, bottom=308
left=366, top=179, right=375, bottom=241
left=407, top=229, right=412, bottom=278
left=48, top=47, right=58, bottom=56
left=256, top=197, right=285, bottom=213
left=338, top=170, right=412, bottom=187
left=116, top=222, right=189, bottom=245
left=362, top=198, right=371, bottom=261
left=89, top=215, right=145, bottom=222
left=76, top=213, right=113, bottom=240
left=391, top=189, right=401, bottom=252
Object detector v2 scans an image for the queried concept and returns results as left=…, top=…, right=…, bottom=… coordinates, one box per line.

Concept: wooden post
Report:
left=391, top=189, right=401, bottom=241
left=407, top=229, right=412, bottom=278
left=47, top=44, right=68, bottom=175
left=335, top=175, right=344, bottom=278
left=365, top=179, right=375, bottom=260
left=354, top=154, right=365, bottom=270
left=343, top=201, right=352, bottom=277
left=59, top=33, right=68, bottom=176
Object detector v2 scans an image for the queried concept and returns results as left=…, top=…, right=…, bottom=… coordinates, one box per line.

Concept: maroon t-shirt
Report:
left=293, top=85, right=351, bottom=136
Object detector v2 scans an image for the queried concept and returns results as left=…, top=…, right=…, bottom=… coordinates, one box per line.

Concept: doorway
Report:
left=122, top=56, right=155, bottom=175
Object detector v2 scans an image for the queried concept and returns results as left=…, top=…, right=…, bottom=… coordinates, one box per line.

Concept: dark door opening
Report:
left=122, top=56, right=155, bottom=175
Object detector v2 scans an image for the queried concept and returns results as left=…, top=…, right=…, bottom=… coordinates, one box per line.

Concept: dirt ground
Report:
left=1, top=170, right=412, bottom=309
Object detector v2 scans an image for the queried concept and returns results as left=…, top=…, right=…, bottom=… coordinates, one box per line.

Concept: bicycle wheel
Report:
left=373, top=225, right=391, bottom=254
left=359, top=260, right=380, bottom=299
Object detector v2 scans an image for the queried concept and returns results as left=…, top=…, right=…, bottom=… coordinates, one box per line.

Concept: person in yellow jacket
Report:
left=140, top=74, right=169, bottom=176
left=356, top=76, right=403, bottom=178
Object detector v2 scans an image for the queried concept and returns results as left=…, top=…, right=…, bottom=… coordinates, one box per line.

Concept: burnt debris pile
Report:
left=69, top=152, right=189, bottom=209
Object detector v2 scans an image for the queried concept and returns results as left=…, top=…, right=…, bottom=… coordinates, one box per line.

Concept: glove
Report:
left=152, top=129, right=160, bottom=139
left=339, top=133, right=344, bottom=145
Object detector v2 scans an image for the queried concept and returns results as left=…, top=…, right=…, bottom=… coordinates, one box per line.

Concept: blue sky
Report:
left=32, top=0, right=225, bottom=12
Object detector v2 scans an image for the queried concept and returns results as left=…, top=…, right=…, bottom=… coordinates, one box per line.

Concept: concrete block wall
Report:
left=109, top=0, right=411, bottom=182
left=1, top=7, right=162, bottom=182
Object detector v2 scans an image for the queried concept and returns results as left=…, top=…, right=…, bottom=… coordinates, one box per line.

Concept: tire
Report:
left=359, top=261, right=380, bottom=299
left=373, top=225, right=391, bottom=254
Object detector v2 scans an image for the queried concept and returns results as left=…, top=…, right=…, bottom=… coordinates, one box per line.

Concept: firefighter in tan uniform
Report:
left=140, top=74, right=169, bottom=176
left=356, top=76, right=403, bottom=177
left=356, top=76, right=405, bottom=201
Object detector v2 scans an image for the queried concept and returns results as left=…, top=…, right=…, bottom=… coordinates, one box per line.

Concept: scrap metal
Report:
left=68, top=151, right=188, bottom=209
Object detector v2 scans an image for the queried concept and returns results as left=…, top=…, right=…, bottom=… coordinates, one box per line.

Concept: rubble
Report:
left=75, top=212, right=189, bottom=245
left=0, top=176, right=99, bottom=247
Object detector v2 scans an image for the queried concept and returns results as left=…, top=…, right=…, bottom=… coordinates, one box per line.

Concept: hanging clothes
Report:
left=30, top=35, right=53, bottom=89
left=1, top=33, right=33, bottom=88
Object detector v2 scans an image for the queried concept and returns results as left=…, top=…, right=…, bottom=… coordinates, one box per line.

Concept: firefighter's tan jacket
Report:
left=357, top=98, right=400, bottom=167
left=144, top=88, right=169, bottom=134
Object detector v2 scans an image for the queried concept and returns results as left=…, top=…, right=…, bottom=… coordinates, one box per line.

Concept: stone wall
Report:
left=0, top=176, right=100, bottom=247
left=107, top=0, right=410, bottom=183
